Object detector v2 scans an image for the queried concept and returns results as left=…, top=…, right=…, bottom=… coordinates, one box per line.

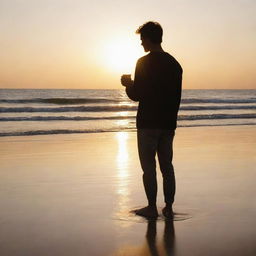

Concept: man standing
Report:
left=121, top=21, right=182, bottom=218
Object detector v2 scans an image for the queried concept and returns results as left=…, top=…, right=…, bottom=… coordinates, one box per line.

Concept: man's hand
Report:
left=121, top=74, right=134, bottom=87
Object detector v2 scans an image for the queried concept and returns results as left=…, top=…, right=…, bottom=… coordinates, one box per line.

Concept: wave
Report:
left=0, top=123, right=255, bottom=137
left=178, top=113, right=256, bottom=120
left=0, top=105, right=136, bottom=113
left=181, top=98, right=256, bottom=104
left=0, top=129, right=122, bottom=137
left=0, top=113, right=255, bottom=122
left=181, top=105, right=256, bottom=110
left=1, top=97, right=256, bottom=105
left=178, top=123, right=256, bottom=128
left=0, top=116, right=135, bottom=121
left=0, top=98, right=119, bottom=105
left=1, top=104, right=256, bottom=113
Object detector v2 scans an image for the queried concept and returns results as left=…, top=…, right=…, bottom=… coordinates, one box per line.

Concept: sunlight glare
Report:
left=103, top=37, right=143, bottom=74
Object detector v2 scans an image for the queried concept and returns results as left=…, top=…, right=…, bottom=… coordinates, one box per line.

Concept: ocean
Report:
left=0, top=89, right=255, bottom=137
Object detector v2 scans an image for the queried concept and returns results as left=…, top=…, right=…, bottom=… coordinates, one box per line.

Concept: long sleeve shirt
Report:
left=126, top=51, right=182, bottom=130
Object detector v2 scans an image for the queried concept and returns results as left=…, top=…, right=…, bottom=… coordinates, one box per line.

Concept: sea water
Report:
left=0, top=89, right=255, bottom=136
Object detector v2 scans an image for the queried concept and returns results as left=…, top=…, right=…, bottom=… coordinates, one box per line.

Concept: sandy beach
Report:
left=0, top=125, right=256, bottom=256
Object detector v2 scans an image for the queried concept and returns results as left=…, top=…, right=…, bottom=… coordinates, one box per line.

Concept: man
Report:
left=121, top=21, right=182, bottom=218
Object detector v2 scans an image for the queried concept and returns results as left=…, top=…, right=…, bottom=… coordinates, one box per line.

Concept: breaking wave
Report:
left=1, top=104, right=256, bottom=113
left=0, top=113, right=255, bottom=122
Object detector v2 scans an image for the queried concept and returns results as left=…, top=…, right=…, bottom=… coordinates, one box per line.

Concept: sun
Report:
left=103, top=36, right=143, bottom=74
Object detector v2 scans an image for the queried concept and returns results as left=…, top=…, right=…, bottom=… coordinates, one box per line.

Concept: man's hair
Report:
left=136, top=21, right=163, bottom=44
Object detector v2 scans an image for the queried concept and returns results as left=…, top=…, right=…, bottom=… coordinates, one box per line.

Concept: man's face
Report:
left=140, top=36, right=150, bottom=52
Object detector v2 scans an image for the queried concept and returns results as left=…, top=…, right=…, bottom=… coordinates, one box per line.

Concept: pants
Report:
left=137, top=129, right=176, bottom=206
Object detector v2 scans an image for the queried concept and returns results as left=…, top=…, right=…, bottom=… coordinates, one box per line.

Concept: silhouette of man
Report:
left=121, top=21, right=182, bottom=218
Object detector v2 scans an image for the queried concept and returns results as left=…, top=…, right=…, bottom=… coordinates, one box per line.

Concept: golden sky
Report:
left=0, top=0, right=255, bottom=89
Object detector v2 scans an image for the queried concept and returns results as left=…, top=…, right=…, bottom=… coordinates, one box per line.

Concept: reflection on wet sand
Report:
left=147, top=220, right=175, bottom=256
left=113, top=219, right=175, bottom=256
left=116, top=132, right=131, bottom=217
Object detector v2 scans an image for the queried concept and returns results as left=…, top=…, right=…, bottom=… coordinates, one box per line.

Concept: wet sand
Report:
left=0, top=126, right=256, bottom=256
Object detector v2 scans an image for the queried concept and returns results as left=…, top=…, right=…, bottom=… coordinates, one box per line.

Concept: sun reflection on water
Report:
left=116, top=132, right=129, bottom=180
left=118, top=111, right=129, bottom=117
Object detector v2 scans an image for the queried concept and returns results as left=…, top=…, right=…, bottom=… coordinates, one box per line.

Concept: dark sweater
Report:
left=126, top=51, right=182, bottom=129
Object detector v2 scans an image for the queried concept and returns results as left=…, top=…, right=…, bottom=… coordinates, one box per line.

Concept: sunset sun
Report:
left=103, top=37, right=143, bottom=74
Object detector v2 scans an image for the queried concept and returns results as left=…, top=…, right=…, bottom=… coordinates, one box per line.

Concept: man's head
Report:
left=136, top=21, right=163, bottom=52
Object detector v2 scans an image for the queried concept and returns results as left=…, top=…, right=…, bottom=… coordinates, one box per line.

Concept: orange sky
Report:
left=0, top=0, right=255, bottom=89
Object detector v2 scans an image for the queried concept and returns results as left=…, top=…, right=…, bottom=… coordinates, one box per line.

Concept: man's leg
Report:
left=157, top=130, right=175, bottom=218
left=135, top=129, right=159, bottom=218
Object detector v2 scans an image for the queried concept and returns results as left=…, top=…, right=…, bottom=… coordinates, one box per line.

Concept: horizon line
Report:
left=0, top=88, right=255, bottom=90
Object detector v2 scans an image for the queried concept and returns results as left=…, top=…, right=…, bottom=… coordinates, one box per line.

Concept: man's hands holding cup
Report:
left=121, top=74, right=134, bottom=87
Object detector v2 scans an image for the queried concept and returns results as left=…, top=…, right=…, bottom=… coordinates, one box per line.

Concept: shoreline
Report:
left=0, top=123, right=255, bottom=139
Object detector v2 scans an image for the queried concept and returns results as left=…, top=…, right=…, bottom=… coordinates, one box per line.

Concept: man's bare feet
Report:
left=134, top=206, right=158, bottom=219
left=162, top=206, right=174, bottom=219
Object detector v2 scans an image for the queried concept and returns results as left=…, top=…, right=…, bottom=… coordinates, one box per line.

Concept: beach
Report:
left=0, top=125, right=256, bottom=256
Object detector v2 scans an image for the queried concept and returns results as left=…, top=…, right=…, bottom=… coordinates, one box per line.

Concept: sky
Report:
left=0, top=0, right=255, bottom=89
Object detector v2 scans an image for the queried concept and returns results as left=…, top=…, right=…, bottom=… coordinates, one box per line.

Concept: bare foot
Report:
left=134, top=206, right=158, bottom=219
left=162, top=206, right=174, bottom=219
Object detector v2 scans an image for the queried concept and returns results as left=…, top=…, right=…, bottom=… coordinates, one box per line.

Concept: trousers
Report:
left=137, top=129, right=176, bottom=206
